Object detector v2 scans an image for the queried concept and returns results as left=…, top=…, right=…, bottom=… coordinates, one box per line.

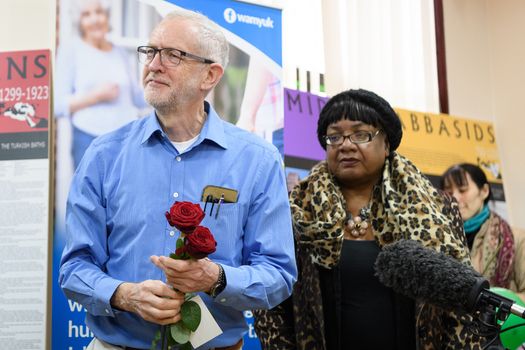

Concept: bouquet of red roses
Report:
left=166, top=202, right=217, bottom=260
left=153, top=201, right=217, bottom=350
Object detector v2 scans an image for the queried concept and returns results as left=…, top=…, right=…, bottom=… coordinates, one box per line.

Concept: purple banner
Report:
left=283, top=88, right=328, bottom=162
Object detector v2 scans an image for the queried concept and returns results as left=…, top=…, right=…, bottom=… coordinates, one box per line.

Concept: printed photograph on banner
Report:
left=216, top=48, right=283, bottom=154
left=53, top=1, right=153, bottom=349
left=0, top=50, right=50, bottom=134
left=151, top=0, right=284, bottom=156
left=52, top=1, right=282, bottom=350
left=0, top=49, right=50, bottom=162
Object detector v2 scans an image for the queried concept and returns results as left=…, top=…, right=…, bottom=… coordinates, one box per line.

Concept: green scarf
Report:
left=464, top=204, right=490, bottom=234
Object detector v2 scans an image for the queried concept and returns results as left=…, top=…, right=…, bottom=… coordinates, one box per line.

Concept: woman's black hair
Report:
left=317, top=89, right=402, bottom=153
left=440, top=163, right=492, bottom=205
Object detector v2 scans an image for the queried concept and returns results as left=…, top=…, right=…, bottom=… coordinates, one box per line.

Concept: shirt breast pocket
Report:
left=198, top=202, right=243, bottom=264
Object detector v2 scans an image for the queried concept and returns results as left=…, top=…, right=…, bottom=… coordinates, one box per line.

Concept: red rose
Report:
left=184, top=226, right=217, bottom=259
left=166, top=201, right=205, bottom=233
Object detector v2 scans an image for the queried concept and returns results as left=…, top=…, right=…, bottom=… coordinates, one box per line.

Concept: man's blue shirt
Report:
left=59, top=103, right=297, bottom=349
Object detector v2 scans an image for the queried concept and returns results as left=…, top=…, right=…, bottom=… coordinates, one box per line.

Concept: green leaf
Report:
left=169, top=251, right=191, bottom=260
left=169, top=252, right=184, bottom=260
left=170, top=322, right=191, bottom=344
left=181, top=300, right=201, bottom=332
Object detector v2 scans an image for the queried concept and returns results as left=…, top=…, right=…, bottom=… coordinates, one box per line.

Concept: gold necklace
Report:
left=346, top=206, right=370, bottom=237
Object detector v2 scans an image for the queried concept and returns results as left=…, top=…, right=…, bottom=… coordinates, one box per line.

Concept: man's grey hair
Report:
left=163, top=8, right=229, bottom=68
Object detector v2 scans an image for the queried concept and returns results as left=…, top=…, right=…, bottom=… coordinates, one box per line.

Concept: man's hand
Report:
left=150, top=256, right=220, bottom=293
left=110, top=280, right=184, bottom=325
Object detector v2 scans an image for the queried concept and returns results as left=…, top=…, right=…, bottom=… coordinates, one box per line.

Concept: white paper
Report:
left=0, top=160, right=49, bottom=348
left=189, top=295, right=223, bottom=348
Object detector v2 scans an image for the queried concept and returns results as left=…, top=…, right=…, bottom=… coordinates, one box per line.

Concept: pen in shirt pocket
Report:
left=202, top=186, right=238, bottom=218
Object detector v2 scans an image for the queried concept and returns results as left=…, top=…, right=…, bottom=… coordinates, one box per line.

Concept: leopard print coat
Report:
left=254, top=153, right=486, bottom=350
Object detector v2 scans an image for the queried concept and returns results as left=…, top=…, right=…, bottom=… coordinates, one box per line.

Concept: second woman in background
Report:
left=55, top=0, right=148, bottom=168
left=441, top=163, right=525, bottom=302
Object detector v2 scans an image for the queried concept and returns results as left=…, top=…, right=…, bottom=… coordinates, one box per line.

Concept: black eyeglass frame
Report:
left=325, top=129, right=382, bottom=146
left=137, top=46, right=215, bottom=66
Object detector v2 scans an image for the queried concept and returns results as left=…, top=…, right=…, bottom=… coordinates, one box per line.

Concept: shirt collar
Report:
left=141, top=101, right=228, bottom=149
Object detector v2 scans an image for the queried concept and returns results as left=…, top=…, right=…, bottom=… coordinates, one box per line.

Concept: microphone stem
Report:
left=510, top=303, right=525, bottom=319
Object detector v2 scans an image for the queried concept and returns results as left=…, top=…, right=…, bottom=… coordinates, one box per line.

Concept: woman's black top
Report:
left=339, top=239, right=397, bottom=349
left=319, top=239, right=416, bottom=350
left=466, top=228, right=480, bottom=250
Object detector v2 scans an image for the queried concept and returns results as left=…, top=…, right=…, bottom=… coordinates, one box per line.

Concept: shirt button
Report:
left=169, top=231, right=175, bottom=237
left=173, top=192, right=179, bottom=198
left=176, top=156, right=181, bottom=162
left=105, top=309, right=110, bottom=314
left=220, top=298, right=227, bottom=303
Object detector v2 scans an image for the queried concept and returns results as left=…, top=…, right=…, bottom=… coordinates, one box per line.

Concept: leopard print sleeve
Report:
left=253, top=236, right=300, bottom=350
left=253, top=297, right=297, bottom=350
left=439, top=190, right=470, bottom=259
left=416, top=192, right=485, bottom=350
left=254, top=234, right=327, bottom=350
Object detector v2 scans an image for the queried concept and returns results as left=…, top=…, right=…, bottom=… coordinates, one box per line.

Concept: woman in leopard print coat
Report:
left=254, top=89, right=487, bottom=349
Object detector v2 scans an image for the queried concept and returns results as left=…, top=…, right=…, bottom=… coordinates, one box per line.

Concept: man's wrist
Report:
left=208, top=263, right=226, bottom=297
left=111, top=282, right=131, bottom=311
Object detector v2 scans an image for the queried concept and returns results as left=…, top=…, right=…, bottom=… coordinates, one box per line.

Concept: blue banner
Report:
left=167, top=0, right=282, bottom=66
left=52, top=1, right=282, bottom=349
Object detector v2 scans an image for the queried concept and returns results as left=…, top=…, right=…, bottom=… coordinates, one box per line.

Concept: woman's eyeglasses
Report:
left=325, top=130, right=381, bottom=146
left=137, top=46, right=214, bottom=67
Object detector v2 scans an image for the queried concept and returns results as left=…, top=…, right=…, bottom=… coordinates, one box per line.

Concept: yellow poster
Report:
left=396, top=109, right=502, bottom=184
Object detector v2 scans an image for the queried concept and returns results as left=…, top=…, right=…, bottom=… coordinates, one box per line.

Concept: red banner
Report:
left=0, top=49, right=50, bottom=134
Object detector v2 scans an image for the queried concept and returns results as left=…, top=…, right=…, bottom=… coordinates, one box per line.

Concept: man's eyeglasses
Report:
left=137, top=46, right=214, bottom=67
left=325, top=130, right=381, bottom=146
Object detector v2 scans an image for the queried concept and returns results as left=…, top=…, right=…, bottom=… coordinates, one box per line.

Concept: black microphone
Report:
left=374, top=239, right=525, bottom=320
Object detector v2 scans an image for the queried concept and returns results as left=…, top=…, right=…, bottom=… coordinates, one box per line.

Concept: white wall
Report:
left=444, top=0, right=525, bottom=229
left=0, top=1, right=56, bottom=52
left=443, top=0, right=493, bottom=120
left=321, top=0, right=440, bottom=114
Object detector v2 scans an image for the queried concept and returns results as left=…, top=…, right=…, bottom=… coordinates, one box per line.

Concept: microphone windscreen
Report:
left=374, top=239, right=484, bottom=310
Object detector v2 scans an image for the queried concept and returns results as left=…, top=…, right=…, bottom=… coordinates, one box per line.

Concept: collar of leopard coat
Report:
left=290, top=152, right=470, bottom=268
